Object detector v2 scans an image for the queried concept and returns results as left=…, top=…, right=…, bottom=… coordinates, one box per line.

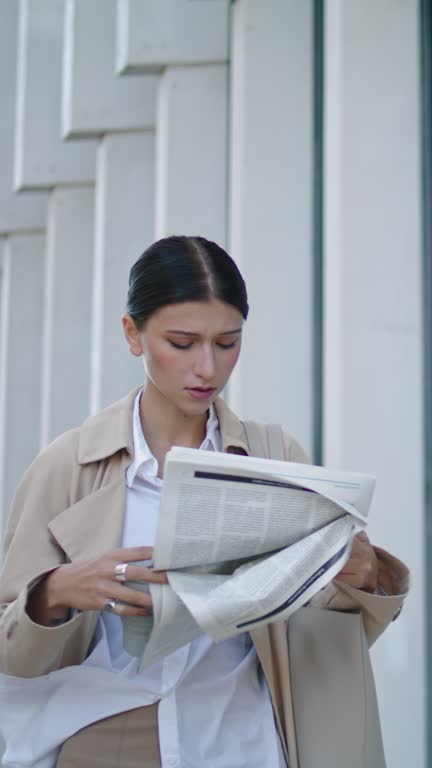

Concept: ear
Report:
left=122, top=314, right=143, bottom=357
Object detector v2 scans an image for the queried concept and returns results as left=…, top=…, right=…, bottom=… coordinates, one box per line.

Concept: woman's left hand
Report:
left=335, top=531, right=378, bottom=592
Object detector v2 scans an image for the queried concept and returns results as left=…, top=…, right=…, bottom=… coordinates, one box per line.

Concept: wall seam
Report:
left=312, top=0, right=325, bottom=465
left=420, top=0, right=432, bottom=763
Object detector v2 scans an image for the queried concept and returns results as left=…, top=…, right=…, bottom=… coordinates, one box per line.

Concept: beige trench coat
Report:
left=0, top=389, right=409, bottom=767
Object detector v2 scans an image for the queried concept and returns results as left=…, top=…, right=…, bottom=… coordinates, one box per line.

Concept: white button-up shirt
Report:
left=0, top=392, right=286, bottom=768
left=105, top=390, right=286, bottom=767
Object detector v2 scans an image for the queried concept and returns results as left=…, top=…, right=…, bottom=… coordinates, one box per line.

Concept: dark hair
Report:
left=126, top=235, right=249, bottom=328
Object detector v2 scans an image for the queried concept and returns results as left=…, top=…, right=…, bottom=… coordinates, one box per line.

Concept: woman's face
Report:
left=123, top=299, right=243, bottom=415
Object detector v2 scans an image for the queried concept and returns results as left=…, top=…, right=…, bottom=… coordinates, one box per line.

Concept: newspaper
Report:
left=128, top=448, right=375, bottom=669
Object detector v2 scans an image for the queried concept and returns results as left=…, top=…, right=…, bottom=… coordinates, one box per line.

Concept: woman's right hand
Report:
left=26, top=547, right=168, bottom=627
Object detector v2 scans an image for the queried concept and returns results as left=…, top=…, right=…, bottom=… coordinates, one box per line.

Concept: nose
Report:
left=194, top=343, right=216, bottom=381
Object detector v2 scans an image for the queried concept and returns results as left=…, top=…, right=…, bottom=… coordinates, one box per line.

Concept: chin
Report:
left=180, top=392, right=219, bottom=415
left=181, top=400, right=212, bottom=416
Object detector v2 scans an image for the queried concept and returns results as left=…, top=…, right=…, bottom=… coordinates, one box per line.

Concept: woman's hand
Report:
left=26, top=546, right=168, bottom=627
left=334, top=531, right=378, bottom=593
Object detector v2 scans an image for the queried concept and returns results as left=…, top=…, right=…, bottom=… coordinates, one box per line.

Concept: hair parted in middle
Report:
left=126, top=235, right=249, bottom=329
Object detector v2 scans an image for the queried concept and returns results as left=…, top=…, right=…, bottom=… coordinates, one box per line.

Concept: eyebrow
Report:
left=166, top=328, right=243, bottom=337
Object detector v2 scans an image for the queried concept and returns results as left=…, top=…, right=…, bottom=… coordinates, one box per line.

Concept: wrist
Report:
left=44, top=568, right=70, bottom=613
left=27, top=568, right=70, bottom=626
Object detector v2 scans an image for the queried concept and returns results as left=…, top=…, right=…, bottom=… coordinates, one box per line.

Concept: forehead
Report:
left=146, top=299, right=243, bottom=333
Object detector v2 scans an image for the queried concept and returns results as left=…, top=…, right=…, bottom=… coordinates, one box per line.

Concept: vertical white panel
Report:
left=41, top=187, right=94, bottom=446
left=0, top=239, right=5, bottom=378
left=0, top=238, right=7, bottom=542
left=116, top=0, right=229, bottom=73
left=324, top=2, right=424, bottom=766
left=155, top=65, right=227, bottom=242
left=62, top=0, right=158, bottom=138
left=14, top=0, right=97, bottom=190
left=228, top=0, right=313, bottom=455
left=323, top=0, right=343, bottom=470
left=91, top=133, right=155, bottom=411
left=0, top=235, right=45, bottom=535
left=0, top=0, right=47, bottom=233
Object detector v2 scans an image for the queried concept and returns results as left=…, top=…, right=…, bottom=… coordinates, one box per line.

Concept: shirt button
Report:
left=167, top=759, right=178, bottom=766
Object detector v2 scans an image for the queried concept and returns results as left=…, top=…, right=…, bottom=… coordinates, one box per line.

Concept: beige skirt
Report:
left=56, top=703, right=161, bottom=768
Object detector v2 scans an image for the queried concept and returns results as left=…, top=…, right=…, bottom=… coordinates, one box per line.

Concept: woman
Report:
left=0, top=236, right=407, bottom=768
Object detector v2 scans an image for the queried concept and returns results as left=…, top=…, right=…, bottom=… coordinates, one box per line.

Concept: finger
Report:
left=334, top=579, right=361, bottom=590
left=120, top=586, right=154, bottom=609
left=105, top=583, right=154, bottom=609
left=111, top=546, right=154, bottom=563
left=354, top=531, right=372, bottom=549
left=348, top=539, right=364, bottom=556
left=355, top=531, right=369, bottom=543
left=336, top=568, right=358, bottom=577
left=334, top=573, right=364, bottom=587
left=111, top=602, right=152, bottom=618
left=123, top=565, right=168, bottom=584
left=335, top=559, right=377, bottom=589
left=337, top=555, right=363, bottom=572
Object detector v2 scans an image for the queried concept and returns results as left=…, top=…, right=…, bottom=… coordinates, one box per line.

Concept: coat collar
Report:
left=77, top=388, right=250, bottom=464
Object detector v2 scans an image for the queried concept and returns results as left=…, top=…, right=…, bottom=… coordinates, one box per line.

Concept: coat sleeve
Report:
left=309, top=552, right=409, bottom=645
left=281, top=428, right=410, bottom=644
left=0, top=430, right=95, bottom=677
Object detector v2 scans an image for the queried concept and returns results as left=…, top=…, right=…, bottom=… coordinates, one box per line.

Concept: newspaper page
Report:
left=131, top=448, right=375, bottom=669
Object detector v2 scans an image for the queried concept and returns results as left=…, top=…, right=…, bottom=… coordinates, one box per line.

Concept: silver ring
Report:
left=104, top=599, right=117, bottom=613
left=114, top=563, right=128, bottom=582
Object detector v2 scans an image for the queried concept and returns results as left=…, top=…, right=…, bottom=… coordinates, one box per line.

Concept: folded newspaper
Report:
left=123, top=447, right=375, bottom=670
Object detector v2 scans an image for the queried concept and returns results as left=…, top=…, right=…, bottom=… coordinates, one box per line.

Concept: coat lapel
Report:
left=48, top=480, right=126, bottom=562
left=46, top=390, right=137, bottom=562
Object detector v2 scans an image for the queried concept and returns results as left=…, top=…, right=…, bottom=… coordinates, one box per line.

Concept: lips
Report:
left=186, top=387, right=216, bottom=400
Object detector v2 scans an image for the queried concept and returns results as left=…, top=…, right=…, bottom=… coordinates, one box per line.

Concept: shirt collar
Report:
left=77, top=388, right=250, bottom=465
left=126, top=389, right=222, bottom=488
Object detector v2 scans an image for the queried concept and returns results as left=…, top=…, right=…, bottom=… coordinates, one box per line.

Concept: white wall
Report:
left=14, top=0, right=97, bottom=190
left=41, top=186, right=95, bottom=445
left=116, top=0, right=229, bottom=73
left=155, top=64, right=228, bottom=242
left=0, top=0, right=47, bottom=233
left=90, top=133, right=155, bottom=411
left=228, top=0, right=314, bottom=456
left=62, top=0, right=158, bottom=137
left=324, top=1, right=424, bottom=765
left=0, top=235, right=45, bottom=531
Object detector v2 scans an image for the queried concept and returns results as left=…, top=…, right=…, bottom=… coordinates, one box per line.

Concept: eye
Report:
left=168, top=340, right=193, bottom=350
left=216, top=340, right=238, bottom=350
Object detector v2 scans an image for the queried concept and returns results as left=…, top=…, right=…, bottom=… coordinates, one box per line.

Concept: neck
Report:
left=139, top=383, right=209, bottom=453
